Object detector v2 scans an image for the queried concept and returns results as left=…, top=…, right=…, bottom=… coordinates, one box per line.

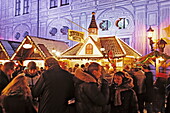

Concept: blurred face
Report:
left=8, top=68, right=15, bottom=76
left=28, top=69, right=37, bottom=75
left=93, top=66, right=102, bottom=79
left=114, top=75, right=123, bottom=86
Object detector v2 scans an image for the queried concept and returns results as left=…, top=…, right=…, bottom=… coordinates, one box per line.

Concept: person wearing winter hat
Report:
left=17, top=61, right=40, bottom=110
left=23, top=61, right=40, bottom=89
left=27, top=61, right=37, bottom=70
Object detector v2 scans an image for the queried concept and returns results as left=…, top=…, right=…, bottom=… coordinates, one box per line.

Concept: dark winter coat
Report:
left=74, top=68, right=109, bottom=113
left=0, top=70, right=10, bottom=113
left=0, top=70, right=10, bottom=94
left=144, top=71, right=154, bottom=102
left=32, top=64, right=75, bottom=113
left=153, top=77, right=167, bottom=113
left=2, top=90, right=36, bottom=113
left=110, top=76, right=138, bottom=113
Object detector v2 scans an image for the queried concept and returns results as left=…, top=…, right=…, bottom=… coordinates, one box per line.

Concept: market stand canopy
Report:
left=61, top=36, right=141, bottom=59
left=11, top=36, right=69, bottom=60
left=0, top=40, right=20, bottom=60
left=137, top=50, right=170, bottom=64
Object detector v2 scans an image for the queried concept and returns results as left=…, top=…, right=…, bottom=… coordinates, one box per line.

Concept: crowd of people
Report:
left=0, top=58, right=169, bottom=113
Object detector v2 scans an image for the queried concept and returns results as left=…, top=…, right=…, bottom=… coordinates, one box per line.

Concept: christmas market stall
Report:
left=60, top=36, right=142, bottom=70
left=60, top=12, right=141, bottom=70
left=11, top=36, right=69, bottom=67
left=0, top=40, right=20, bottom=64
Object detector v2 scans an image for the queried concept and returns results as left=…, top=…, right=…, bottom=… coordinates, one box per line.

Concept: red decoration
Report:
left=108, top=50, right=114, bottom=60
left=156, top=73, right=168, bottom=78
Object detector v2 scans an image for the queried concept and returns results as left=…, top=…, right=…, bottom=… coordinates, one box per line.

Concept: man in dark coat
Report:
left=74, top=62, right=109, bottom=113
left=142, top=65, right=154, bottom=113
left=0, top=61, right=15, bottom=113
left=32, top=57, right=75, bottom=113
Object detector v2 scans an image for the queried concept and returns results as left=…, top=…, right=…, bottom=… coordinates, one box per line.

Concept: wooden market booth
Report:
left=11, top=36, right=69, bottom=67
left=60, top=36, right=142, bottom=70
left=60, top=12, right=142, bottom=70
left=0, top=40, right=20, bottom=64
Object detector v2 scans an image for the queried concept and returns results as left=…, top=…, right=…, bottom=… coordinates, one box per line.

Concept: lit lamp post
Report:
left=157, top=38, right=167, bottom=52
left=147, top=26, right=167, bottom=76
left=147, top=26, right=154, bottom=51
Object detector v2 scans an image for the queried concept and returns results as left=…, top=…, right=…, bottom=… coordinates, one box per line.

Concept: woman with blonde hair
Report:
left=1, top=74, right=37, bottom=113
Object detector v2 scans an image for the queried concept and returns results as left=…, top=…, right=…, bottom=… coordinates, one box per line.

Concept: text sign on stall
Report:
left=68, top=29, right=84, bottom=43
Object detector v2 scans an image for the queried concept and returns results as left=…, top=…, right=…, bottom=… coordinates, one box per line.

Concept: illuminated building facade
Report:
left=0, top=0, right=170, bottom=55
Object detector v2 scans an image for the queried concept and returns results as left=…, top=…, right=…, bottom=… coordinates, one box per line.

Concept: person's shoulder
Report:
left=0, top=70, right=5, bottom=76
left=17, top=72, right=25, bottom=77
left=85, top=82, right=98, bottom=86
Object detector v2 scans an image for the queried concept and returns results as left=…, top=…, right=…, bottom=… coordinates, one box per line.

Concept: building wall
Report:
left=0, top=0, right=170, bottom=55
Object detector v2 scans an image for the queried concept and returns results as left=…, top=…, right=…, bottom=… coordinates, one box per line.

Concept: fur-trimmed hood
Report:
left=74, top=68, right=96, bottom=83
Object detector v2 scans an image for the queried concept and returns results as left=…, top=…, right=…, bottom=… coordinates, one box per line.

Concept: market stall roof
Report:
left=0, top=40, right=20, bottom=60
left=11, top=36, right=69, bottom=60
left=61, top=36, right=142, bottom=59
left=137, top=50, right=170, bottom=64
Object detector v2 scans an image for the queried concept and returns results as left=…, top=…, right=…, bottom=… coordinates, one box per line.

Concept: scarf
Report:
left=114, top=76, right=134, bottom=106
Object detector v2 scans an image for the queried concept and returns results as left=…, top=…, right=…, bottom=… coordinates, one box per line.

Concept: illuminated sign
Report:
left=68, top=29, right=84, bottom=43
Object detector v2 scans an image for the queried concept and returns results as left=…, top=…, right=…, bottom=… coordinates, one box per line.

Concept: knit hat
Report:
left=27, top=61, right=36, bottom=70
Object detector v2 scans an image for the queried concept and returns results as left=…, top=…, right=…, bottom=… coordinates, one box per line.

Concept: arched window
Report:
left=86, top=43, right=93, bottom=54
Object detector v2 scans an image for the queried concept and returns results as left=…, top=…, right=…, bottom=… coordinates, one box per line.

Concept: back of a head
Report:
left=88, top=62, right=100, bottom=74
left=81, top=64, right=85, bottom=68
left=45, top=57, right=59, bottom=68
left=75, top=63, right=79, bottom=67
left=3, top=61, right=15, bottom=72
left=27, top=61, right=36, bottom=70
